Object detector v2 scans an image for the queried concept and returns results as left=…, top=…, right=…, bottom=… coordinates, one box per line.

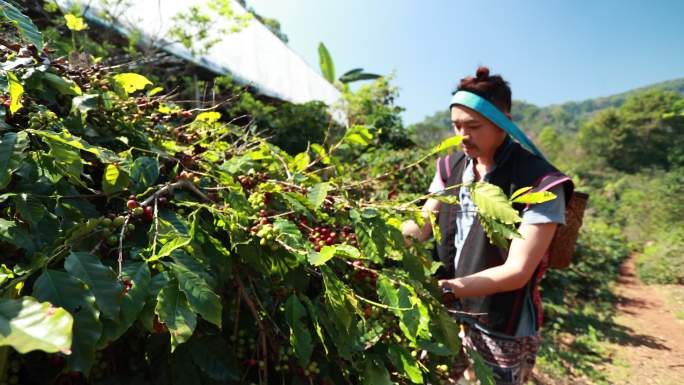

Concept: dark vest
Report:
left=435, top=139, right=574, bottom=335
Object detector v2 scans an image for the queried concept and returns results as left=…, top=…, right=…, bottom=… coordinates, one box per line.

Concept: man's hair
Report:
left=454, top=66, right=512, bottom=113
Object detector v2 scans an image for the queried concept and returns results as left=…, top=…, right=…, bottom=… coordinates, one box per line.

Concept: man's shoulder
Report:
left=499, top=143, right=561, bottom=188
left=509, top=143, right=557, bottom=174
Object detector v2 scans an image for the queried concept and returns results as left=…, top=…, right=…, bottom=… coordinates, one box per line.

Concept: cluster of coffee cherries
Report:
left=248, top=192, right=273, bottom=210
left=0, top=358, right=20, bottom=385
left=295, top=360, right=321, bottom=378
left=237, top=171, right=269, bottom=190
left=89, top=350, right=110, bottom=382
left=134, top=96, right=161, bottom=112
left=89, top=215, right=134, bottom=246
left=126, top=195, right=155, bottom=221
left=230, top=329, right=258, bottom=361
left=350, top=260, right=378, bottom=285
left=176, top=170, right=201, bottom=185
left=272, top=346, right=322, bottom=378
left=27, top=108, right=59, bottom=130
left=306, top=225, right=359, bottom=252
left=249, top=209, right=280, bottom=250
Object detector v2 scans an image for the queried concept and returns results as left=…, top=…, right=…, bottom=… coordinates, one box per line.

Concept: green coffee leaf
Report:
left=0, top=1, right=44, bottom=49
left=171, top=263, right=222, bottom=328
left=362, top=361, right=392, bottom=385
left=33, top=270, right=102, bottom=373
left=307, top=245, right=336, bottom=266
left=29, top=129, right=119, bottom=163
left=64, top=252, right=121, bottom=320
left=0, top=296, right=72, bottom=354
left=467, top=346, right=496, bottom=385
left=0, top=132, right=18, bottom=189
left=376, top=276, right=399, bottom=308
left=189, top=336, right=239, bottom=382
left=43, top=72, right=82, bottom=96
left=470, top=182, right=521, bottom=225
left=291, top=151, right=310, bottom=173
left=307, top=182, right=332, bottom=207
left=333, top=244, right=362, bottom=259
left=102, top=163, right=130, bottom=195
left=6, top=71, right=23, bottom=114
left=284, top=294, right=313, bottom=366
left=155, top=279, right=197, bottom=351
left=130, top=156, right=159, bottom=193
left=432, top=135, right=463, bottom=153
left=71, top=94, right=99, bottom=118
left=388, top=345, right=423, bottom=384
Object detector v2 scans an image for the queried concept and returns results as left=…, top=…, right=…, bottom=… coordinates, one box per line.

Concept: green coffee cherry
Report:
left=113, top=216, right=125, bottom=227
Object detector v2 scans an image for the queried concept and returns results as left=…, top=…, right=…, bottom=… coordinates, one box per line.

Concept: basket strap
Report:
left=523, top=173, right=573, bottom=210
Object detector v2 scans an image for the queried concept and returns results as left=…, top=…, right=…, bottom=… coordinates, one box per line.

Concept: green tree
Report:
left=341, top=76, right=414, bottom=149
left=579, top=90, right=683, bottom=173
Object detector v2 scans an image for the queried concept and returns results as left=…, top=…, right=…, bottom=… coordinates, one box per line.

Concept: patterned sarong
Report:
left=450, top=323, right=540, bottom=385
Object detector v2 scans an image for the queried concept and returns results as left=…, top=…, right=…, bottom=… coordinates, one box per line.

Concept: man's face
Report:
left=451, top=105, right=507, bottom=159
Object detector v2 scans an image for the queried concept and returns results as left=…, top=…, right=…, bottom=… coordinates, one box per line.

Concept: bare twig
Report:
left=117, top=214, right=132, bottom=280
left=271, top=150, right=292, bottom=180
left=151, top=195, right=159, bottom=256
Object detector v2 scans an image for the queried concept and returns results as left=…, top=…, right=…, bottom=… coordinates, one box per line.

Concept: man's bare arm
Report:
left=438, top=222, right=557, bottom=297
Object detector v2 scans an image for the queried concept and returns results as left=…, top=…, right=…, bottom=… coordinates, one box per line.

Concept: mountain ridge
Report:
left=409, top=77, right=684, bottom=146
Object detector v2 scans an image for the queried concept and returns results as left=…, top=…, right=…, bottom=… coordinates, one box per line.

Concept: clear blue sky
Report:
left=247, top=0, right=684, bottom=124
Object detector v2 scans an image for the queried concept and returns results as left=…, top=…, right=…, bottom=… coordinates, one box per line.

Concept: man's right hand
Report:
left=400, top=220, right=421, bottom=246
left=401, top=220, right=421, bottom=237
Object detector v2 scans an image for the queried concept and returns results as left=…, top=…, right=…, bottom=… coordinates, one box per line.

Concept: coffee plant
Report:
left=0, top=4, right=547, bottom=385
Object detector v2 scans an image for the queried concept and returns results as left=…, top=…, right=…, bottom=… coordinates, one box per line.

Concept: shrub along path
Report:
left=600, top=254, right=684, bottom=384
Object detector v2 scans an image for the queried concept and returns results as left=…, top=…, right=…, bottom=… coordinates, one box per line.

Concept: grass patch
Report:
left=657, top=284, right=684, bottom=324
left=536, top=218, right=630, bottom=384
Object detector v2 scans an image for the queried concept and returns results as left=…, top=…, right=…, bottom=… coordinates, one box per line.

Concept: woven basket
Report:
left=548, top=191, right=589, bottom=269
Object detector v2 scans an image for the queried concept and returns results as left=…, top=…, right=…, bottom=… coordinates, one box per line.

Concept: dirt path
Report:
left=600, top=255, right=684, bottom=384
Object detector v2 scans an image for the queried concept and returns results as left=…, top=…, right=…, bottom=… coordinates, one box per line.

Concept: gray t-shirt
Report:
left=428, top=157, right=565, bottom=336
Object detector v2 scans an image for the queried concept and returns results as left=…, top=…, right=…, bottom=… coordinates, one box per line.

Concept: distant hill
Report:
left=409, top=77, right=684, bottom=147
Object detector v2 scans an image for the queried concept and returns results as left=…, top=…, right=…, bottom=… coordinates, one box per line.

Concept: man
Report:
left=401, top=67, right=573, bottom=385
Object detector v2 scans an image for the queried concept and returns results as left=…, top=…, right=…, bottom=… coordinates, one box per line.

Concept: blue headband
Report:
left=450, top=91, right=545, bottom=160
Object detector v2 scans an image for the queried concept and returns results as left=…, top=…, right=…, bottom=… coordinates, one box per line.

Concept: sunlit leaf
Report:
left=511, top=190, right=557, bottom=204
left=307, top=245, right=336, bottom=266
left=194, top=111, right=221, bottom=123
left=6, top=71, right=23, bottom=114
left=43, top=72, right=82, bottom=96
left=113, top=73, right=152, bottom=95
left=64, top=14, right=88, bottom=31
left=29, top=129, right=119, bottom=163
left=470, top=182, right=521, bottom=225
left=307, top=182, right=331, bottom=207
left=33, top=270, right=102, bottom=373
left=318, top=42, right=335, bottom=83
left=102, top=164, right=130, bottom=195
left=432, top=135, right=463, bottom=153
left=0, top=296, right=72, bottom=354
